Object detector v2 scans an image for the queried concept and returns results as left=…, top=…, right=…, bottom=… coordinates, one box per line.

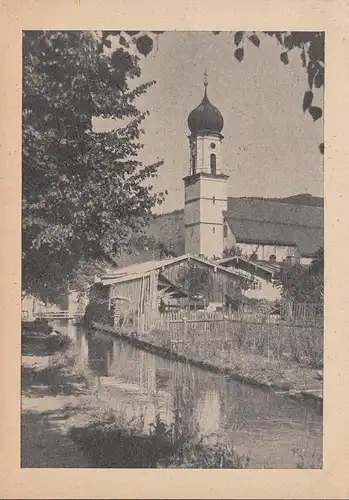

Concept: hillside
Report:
left=241, top=194, right=323, bottom=207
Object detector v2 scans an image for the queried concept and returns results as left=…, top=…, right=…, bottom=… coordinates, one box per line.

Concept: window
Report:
left=213, top=227, right=216, bottom=234
left=213, top=196, right=216, bottom=204
left=223, top=224, right=228, bottom=238
left=251, top=280, right=262, bottom=291
left=210, top=142, right=216, bottom=149
left=192, top=155, right=196, bottom=175
left=269, top=254, right=276, bottom=262
left=210, top=154, right=217, bottom=174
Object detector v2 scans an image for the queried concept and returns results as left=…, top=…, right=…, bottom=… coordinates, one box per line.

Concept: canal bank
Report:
left=91, top=322, right=323, bottom=409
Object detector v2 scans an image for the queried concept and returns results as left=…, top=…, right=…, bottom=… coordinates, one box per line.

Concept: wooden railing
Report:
left=34, top=310, right=84, bottom=320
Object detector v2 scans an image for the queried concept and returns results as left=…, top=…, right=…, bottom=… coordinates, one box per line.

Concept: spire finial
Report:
left=204, top=70, right=208, bottom=87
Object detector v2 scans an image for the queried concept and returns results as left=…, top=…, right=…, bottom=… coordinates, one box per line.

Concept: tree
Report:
left=221, top=245, right=245, bottom=259
left=276, top=247, right=324, bottom=305
left=229, top=31, right=324, bottom=154
left=177, top=263, right=211, bottom=300
left=22, top=31, right=165, bottom=303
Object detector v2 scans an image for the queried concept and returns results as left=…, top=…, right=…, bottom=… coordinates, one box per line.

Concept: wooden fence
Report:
left=144, top=303, right=323, bottom=367
left=149, top=302, right=323, bottom=334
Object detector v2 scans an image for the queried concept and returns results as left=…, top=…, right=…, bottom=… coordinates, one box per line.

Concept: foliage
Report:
left=276, top=247, right=324, bottom=305
left=219, top=31, right=324, bottom=154
left=222, top=245, right=245, bottom=258
left=23, top=31, right=165, bottom=303
left=177, top=262, right=211, bottom=300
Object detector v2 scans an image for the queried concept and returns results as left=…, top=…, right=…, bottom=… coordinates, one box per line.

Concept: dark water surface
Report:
left=59, top=321, right=322, bottom=468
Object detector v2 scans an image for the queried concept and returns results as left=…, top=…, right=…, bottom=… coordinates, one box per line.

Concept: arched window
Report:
left=192, top=155, right=196, bottom=175
left=269, top=254, right=276, bottom=262
left=210, top=154, right=216, bottom=175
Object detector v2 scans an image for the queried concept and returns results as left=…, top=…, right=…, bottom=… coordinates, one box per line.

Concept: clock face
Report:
left=210, top=142, right=216, bottom=149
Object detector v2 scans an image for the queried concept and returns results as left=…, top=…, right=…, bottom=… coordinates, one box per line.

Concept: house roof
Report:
left=218, top=256, right=283, bottom=279
left=101, top=254, right=242, bottom=286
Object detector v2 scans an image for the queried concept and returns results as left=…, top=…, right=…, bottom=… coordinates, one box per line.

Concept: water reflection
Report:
left=62, top=322, right=322, bottom=468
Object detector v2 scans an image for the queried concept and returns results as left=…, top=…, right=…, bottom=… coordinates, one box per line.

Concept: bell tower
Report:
left=184, top=73, right=229, bottom=259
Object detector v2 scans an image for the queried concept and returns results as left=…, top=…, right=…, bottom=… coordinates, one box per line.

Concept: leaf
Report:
left=103, top=38, right=112, bottom=49
left=234, top=31, right=244, bottom=46
left=314, top=68, right=324, bottom=88
left=307, top=61, right=317, bottom=88
left=308, top=106, right=322, bottom=121
left=319, top=142, right=324, bottom=155
left=280, top=52, right=289, bottom=64
left=248, top=34, right=260, bottom=48
left=283, top=34, right=293, bottom=49
left=302, top=90, right=313, bottom=112
left=234, top=47, right=244, bottom=62
left=136, top=34, right=153, bottom=56
left=119, top=35, right=128, bottom=48
left=275, top=32, right=283, bottom=45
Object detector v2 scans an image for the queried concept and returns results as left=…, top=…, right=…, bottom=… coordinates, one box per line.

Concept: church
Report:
left=121, top=76, right=324, bottom=269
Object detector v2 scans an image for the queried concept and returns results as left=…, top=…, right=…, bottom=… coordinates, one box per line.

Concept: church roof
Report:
left=224, top=198, right=323, bottom=256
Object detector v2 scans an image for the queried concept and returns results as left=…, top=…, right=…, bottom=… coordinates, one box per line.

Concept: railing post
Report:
left=183, top=317, right=187, bottom=342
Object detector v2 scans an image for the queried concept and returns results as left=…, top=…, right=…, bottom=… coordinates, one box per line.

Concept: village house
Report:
left=217, top=256, right=283, bottom=302
left=89, top=254, right=243, bottom=332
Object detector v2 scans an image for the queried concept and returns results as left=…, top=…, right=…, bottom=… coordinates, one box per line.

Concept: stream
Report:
left=58, top=320, right=322, bottom=468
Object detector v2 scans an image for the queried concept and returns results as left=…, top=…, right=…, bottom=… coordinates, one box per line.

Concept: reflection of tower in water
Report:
left=103, top=340, right=174, bottom=430
left=77, top=331, right=89, bottom=368
left=196, top=390, right=221, bottom=437
left=171, top=362, right=201, bottom=441
left=86, top=332, right=113, bottom=377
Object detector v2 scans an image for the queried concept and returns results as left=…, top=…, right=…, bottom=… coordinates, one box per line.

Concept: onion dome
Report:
left=188, top=79, right=224, bottom=135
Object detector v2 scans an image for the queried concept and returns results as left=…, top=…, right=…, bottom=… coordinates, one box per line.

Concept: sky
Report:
left=95, top=32, right=324, bottom=214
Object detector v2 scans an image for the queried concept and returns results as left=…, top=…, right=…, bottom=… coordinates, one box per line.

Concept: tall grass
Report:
left=146, top=319, right=323, bottom=369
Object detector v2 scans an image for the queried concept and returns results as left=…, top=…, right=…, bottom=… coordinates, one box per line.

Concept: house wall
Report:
left=244, top=278, right=281, bottom=302
left=108, top=271, right=160, bottom=330
left=68, top=291, right=89, bottom=315
left=222, top=223, right=297, bottom=262
left=162, top=259, right=237, bottom=303
left=300, top=256, right=313, bottom=266
left=237, top=243, right=296, bottom=262
left=21, top=294, right=62, bottom=320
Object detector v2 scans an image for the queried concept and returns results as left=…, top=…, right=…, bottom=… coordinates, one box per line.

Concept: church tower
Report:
left=184, top=73, right=229, bottom=259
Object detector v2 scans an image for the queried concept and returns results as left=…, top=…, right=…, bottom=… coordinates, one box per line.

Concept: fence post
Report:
left=183, top=317, right=187, bottom=343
